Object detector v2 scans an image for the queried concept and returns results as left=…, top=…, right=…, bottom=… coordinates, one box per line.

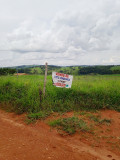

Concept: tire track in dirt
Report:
left=0, top=110, right=96, bottom=160
left=0, top=109, right=120, bottom=160
left=67, top=140, right=120, bottom=160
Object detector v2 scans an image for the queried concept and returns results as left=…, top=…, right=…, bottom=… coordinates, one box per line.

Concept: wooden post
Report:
left=43, top=62, right=48, bottom=96
left=17, top=69, right=18, bottom=80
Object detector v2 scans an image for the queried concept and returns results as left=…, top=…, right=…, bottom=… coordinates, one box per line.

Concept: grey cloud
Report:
left=4, top=0, right=120, bottom=54
left=0, top=0, right=120, bottom=66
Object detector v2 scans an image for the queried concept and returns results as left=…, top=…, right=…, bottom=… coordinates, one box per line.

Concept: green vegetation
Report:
left=30, top=67, right=43, bottom=74
left=26, top=111, right=51, bottom=124
left=110, top=66, right=120, bottom=71
left=0, top=68, right=16, bottom=75
left=16, top=65, right=61, bottom=75
left=13, top=65, right=120, bottom=75
left=88, top=114, right=111, bottom=124
left=0, top=74, right=120, bottom=115
left=110, top=66, right=120, bottom=74
left=78, top=65, right=120, bottom=75
left=49, top=117, right=90, bottom=135
left=27, top=111, right=51, bottom=120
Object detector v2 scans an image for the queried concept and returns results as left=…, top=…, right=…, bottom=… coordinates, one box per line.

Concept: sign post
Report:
left=43, top=62, right=48, bottom=96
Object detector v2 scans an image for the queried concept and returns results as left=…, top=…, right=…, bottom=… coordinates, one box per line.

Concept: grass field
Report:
left=0, top=74, right=120, bottom=115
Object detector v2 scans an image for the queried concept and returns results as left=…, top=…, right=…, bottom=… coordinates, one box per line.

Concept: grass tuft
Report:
left=49, top=117, right=91, bottom=135
left=25, top=111, right=51, bottom=124
left=88, top=114, right=112, bottom=124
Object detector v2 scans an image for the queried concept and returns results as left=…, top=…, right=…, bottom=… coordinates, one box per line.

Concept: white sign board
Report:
left=52, top=72, right=73, bottom=88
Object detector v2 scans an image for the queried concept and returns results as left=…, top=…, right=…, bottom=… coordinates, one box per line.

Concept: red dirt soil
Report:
left=0, top=109, right=120, bottom=160
left=14, top=73, right=27, bottom=76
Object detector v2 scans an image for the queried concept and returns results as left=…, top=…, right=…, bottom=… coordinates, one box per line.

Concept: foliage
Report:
left=11, top=65, right=120, bottom=75
left=49, top=117, right=90, bottom=135
left=79, top=66, right=113, bottom=75
left=30, top=67, right=43, bottom=74
left=110, top=66, right=120, bottom=71
left=0, top=75, right=120, bottom=115
left=26, top=111, right=51, bottom=124
left=0, top=68, right=16, bottom=75
left=110, top=66, right=120, bottom=74
left=88, top=114, right=111, bottom=124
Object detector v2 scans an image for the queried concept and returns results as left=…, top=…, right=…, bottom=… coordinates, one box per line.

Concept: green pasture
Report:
left=0, top=74, right=120, bottom=114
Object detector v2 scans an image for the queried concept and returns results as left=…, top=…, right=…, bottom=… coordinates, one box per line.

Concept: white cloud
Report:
left=0, top=0, right=120, bottom=66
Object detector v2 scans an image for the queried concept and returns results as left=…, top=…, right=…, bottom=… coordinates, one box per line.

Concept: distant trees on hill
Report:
left=0, top=68, right=16, bottom=75
left=1, top=65, right=120, bottom=76
left=78, top=66, right=120, bottom=75
left=17, top=65, right=120, bottom=75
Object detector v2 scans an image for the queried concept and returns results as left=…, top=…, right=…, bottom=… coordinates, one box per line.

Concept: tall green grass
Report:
left=0, top=74, right=120, bottom=114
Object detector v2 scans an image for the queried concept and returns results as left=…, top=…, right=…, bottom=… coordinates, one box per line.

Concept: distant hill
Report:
left=13, top=65, right=80, bottom=75
left=79, top=65, right=120, bottom=75
left=1, top=64, right=120, bottom=75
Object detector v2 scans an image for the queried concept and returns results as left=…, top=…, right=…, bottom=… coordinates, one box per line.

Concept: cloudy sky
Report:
left=0, top=0, right=120, bottom=67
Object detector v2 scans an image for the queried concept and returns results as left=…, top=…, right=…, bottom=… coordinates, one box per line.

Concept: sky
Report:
left=0, top=0, right=120, bottom=67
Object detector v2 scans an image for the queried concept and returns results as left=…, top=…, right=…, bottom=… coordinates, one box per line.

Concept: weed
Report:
left=25, top=118, right=36, bottom=124
left=101, top=118, right=112, bottom=124
left=26, top=111, right=51, bottom=124
left=49, top=117, right=91, bottom=135
left=88, top=114, right=111, bottom=125
left=74, top=111, right=87, bottom=116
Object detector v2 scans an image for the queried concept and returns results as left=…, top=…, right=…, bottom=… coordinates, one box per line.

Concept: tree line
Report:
left=78, top=65, right=120, bottom=75
left=1, top=65, right=120, bottom=76
left=0, top=68, right=16, bottom=75
left=17, top=65, right=120, bottom=75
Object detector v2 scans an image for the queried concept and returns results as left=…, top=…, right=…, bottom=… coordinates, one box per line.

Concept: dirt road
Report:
left=0, top=109, right=120, bottom=160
